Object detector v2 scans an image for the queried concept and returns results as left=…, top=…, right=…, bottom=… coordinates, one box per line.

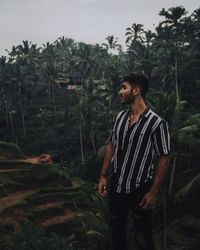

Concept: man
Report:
left=98, top=73, right=170, bottom=250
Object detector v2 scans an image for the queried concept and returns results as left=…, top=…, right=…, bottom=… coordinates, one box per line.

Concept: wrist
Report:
left=100, top=171, right=108, bottom=178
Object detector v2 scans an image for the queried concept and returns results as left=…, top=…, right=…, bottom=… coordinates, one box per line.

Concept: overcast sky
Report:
left=0, top=0, right=199, bottom=56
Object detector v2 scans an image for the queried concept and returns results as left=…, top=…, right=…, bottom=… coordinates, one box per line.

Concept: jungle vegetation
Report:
left=0, top=6, right=200, bottom=250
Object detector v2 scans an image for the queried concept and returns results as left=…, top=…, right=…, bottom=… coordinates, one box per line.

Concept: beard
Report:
left=120, top=92, right=135, bottom=105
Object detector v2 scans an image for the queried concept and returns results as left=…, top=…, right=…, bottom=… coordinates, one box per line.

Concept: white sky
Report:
left=0, top=0, right=199, bottom=55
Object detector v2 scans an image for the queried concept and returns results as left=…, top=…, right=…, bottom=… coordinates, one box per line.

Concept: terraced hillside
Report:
left=0, top=144, right=108, bottom=250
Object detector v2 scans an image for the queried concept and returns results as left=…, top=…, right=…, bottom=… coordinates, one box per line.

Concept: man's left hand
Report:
left=139, top=191, right=157, bottom=210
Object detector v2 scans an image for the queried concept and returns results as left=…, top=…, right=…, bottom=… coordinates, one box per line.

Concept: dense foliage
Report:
left=0, top=6, right=200, bottom=250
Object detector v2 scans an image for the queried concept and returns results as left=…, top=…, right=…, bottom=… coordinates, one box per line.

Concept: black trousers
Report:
left=108, top=183, right=155, bottom=250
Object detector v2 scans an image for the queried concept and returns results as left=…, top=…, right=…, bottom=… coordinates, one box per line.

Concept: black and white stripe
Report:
left=109, top=107, right=170, bottom=194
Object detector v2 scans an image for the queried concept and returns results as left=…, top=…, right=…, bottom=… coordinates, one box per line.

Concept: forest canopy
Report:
left=0, top=6, right=199, bottom=171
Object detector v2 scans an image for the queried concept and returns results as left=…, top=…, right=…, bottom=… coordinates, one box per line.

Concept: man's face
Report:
left=119, top=81, right=136, bottom=104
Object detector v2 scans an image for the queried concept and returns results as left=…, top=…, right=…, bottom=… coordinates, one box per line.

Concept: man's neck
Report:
left=130, top=97, right=147, bottom=116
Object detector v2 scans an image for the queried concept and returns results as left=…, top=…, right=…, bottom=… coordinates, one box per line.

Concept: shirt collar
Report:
left=127, top=107, right=151, bottom=119
left=141, top=107, right=151, bottom=118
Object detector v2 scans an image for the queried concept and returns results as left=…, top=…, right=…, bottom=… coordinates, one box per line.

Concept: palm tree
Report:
left=102, top=35, right=121, bottom=53
left=125, top=23, right=145, bottom=71
left=157, top=7, right=187, bottom=105
left=125, top=23, right=144, bottom=44
left=135, top=30, right=156, bottom=78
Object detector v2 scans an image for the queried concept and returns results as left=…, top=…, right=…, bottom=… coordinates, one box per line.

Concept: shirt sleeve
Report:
left=152, top=119, right=170, bottom=156
left=106, top=115, right=117, bottom=145
left=107, top=130, right=115, bottom=145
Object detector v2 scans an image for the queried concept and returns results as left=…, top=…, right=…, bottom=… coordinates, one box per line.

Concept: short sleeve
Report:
left=106, top=115, right=117, bottom=145
left=107, top=131, right=115, bottom=145
left=152, top=120, right=170, bottom=156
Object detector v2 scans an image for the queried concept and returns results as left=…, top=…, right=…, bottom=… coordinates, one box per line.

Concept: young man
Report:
left=98, top=73, right=170, bottom=250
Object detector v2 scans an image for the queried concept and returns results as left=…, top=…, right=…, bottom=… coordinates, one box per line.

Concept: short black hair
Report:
left=122, top=73, right=149, bottom=98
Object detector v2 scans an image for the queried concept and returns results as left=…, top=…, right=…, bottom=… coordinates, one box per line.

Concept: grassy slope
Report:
left=0, top=158, right=108, bottom=249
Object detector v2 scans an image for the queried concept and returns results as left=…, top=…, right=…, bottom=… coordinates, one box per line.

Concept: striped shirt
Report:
left=109, top=107, right=170, bottom=194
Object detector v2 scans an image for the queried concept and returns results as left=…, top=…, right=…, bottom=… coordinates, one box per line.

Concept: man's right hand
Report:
left=98, top=176, right=107, bottom=197
left=98, top=142, right=113, bottom=197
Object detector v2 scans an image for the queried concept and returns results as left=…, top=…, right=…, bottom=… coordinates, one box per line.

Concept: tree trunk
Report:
left=49, top=80, right=52, bottom=101
left=163, top=187, right=167, bottom=250
left=168, top=155, right=177, bottom=193
left=90, top=127, right=97, bottom=154
left=64, top=106, right=68, bottom=142
left=24, top=77, right=27, bottom=113
left=9, top=111, right=15, bottom=136
left=5, top=100, right=9, bottom=128
left=52, top=93, right=57, bottom=127
left=175, top=52, right=180, bottom=105
left=79, top=119, right=85, bottom=166
left=21, top=107, right=26, bottom=136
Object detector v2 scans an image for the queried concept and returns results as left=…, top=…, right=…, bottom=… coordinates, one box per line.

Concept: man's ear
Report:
left=132, top=86, right=140, bottom=96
